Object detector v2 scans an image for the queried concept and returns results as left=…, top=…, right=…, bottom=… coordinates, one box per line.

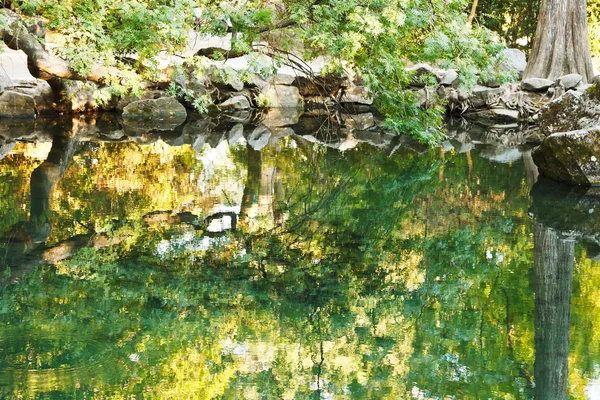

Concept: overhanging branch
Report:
left=0, top=8, right=121, bottom=82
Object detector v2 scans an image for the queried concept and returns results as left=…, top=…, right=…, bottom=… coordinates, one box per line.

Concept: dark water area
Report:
left=0, top=112, right=599, bottom=399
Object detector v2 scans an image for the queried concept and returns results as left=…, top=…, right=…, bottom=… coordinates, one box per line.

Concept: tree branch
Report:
left=0, top=8, right=121, bottom=82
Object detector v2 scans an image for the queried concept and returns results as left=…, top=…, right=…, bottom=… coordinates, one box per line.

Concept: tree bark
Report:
left=534, top=222, right=574, bottom=400
left=0, top=9, right=121, bottom=82
left=524, top=0, right=595, bottom=82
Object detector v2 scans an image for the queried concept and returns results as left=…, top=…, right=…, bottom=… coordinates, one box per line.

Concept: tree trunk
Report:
left=0, top=9, right=121, bottom=82
left=524, top=0, right=595, bottom=83
left=534, top=222, right=574, bottom=400
left=467, top=0, right=479, bottom=24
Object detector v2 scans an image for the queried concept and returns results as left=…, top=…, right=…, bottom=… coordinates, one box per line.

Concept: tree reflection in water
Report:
left=0, top=116, right=599, bottom=398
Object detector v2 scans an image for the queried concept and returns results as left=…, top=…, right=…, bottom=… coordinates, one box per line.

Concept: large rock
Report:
left=209, top=65, right=244, bottom=92
left=116, top=90, right=166, bottom=112
left=521, top=78, right=554, bottom=92
left=533, top=86, right=600, bottom=185
left=0, top=91, right=36, bottom=118
left=538, top=89, right=600, bottom=136
left=122, top=97, right=187, bottom=119
left=500, top=48, right=527, bottom=77
left=556, top=74, right=583, bottom=90
left=56, top=80, right=99, bottom=112
left=261, top=85, right=303, bottom=108
left=470, top=84, right=511, bottom=108
left=220, top=94, right=251, bottom=110
left=340, top=86, right=373, bottom=105
left=11, top=79, right=55, bottom=115
left=465, top=108, right=520, bottom=124
left=533, top=127, right=600, bottom=185
left=438, top=69, right=458, bottom=86
left=407, top=63, right=439, bottom=87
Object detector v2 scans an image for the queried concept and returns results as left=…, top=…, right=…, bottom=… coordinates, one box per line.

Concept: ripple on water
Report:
left=0, top=330, right=119, bottom=392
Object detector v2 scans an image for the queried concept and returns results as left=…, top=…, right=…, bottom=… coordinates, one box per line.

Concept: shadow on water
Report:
left=0, top=110, right=599, bottom=398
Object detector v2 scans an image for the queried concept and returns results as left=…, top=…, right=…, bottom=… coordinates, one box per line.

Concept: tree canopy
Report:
left=1, top=0, right=513, bottom=141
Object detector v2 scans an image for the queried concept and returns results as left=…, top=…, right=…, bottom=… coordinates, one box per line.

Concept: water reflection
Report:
left=0, top=113, right=597, bottom=398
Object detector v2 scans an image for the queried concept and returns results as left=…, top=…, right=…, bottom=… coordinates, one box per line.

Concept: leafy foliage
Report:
left=7, top=0, right=515, bottom=142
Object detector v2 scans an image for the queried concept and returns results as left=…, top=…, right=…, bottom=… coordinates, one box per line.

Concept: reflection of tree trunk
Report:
left=272, top=167, right=286, bottom=227
left=239, top=145, right=261, bottom=228
left=29, top=134, right=79, bottom=242
left=534, top=221, right=574, bottom=400
left=523, top=150, right=539, bottom=191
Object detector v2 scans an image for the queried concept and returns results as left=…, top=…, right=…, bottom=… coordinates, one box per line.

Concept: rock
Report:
left=220, top=95, right=251, bottom=110
left=11, top=79, right=55, bottom=115
left=470, top=85, right=511, bottom=108
left=247, top=125, right=272, bottom=150
left=500, top=48, right=528, bottom=77
left=341, top=86, right=373, bottom=105
left=0, top=91, right=36, bottom=118
left=273, top=73, right=296, bottom=85
left=269, top=127, right=295, bottom=140
left=173, top=66, right=214, bottom=104
left=416, top=88, right=435, bottom=108
left=209, top=65, right=244, bottom=92
left=556, top=74, right=583, bottom=90
left=533, top=85, right=600, bottom=185
left=480, top=76, right=501, bottom=88
left=245, top=73, right=269, bottom=89
left=533, top=127, right=600, bottom=185
left=56, top=80, right=100, bottom=112
left=407, top=63, right=438, bottom=87
left=261, top=85, right=303, bottom=108
left=537, top=89, right=600, bottom=136
left=438, top=69, right=458, bottom=86
left=117, top=90, right=166, bottom=112
left=465, top=108, right=520, bottom=124
left=521, top=78, right=554, bottom=92
left=122, top=97, right=187, bottom=119
left=525, top=132, right=546, bottom=145
left=592, top=75, right=600, bottom=85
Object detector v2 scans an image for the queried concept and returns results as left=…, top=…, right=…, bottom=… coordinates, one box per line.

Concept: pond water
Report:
left=0, top=112, right=598, bottom=399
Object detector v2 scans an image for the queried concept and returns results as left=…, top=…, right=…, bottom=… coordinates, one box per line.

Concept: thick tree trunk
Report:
left=524, top=0, right=595, bottom=83
left=534, top=222, right=574, bottom=400
left=0, top=9, right=120, bottom=82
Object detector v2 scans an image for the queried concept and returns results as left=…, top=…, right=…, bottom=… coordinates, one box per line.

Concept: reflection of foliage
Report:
left=0, top=149, right=42, bottom=237
left=48, top=141, right=205, bottom=244
left=1, top=139, right=593, bottom=398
